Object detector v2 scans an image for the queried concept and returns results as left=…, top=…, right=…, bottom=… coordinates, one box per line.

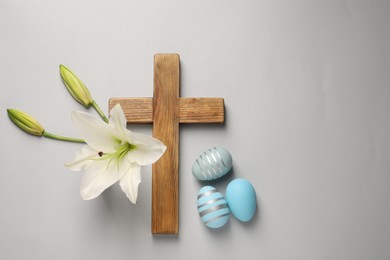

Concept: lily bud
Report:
left=7, top=109, right=45, bottom=136
left=60, top=65, right=93, bottom=108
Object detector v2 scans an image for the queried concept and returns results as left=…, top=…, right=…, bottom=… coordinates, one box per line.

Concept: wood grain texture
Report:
left=109, top=97, right=224, bottom=124
left=179, top=98, right=224, bottom=123
left=152, top=54, right=180, bottom=234
left=109, top=98, right=153, bottom=123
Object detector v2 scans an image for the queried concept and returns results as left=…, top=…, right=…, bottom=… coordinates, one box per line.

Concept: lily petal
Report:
left=128, top=132, right=166, bottom=148
left=119, top=163, right=141, bottom=204
left=126, top=132, right=166, bottom=165
left=72, top=110, right=119, bottom=152
left=108, top=104, right=128, bottom=140
left=65, top=146, right=98, bottom=171
left=80, top=156, right=130, bottom=200
left=127, top=147, right=166, bottom=166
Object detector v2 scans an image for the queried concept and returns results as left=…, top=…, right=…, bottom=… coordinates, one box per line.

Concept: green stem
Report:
left=43, top=132, right=85, bottom=143
left=91, top=100, right=109, bottom=123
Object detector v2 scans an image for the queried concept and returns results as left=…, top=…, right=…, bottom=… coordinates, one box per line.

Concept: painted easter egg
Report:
left=226, top=178, right=257, bottom=222
left=192, top=147, right=232, bottom=181
left=197, top=186, right=230, bottom=228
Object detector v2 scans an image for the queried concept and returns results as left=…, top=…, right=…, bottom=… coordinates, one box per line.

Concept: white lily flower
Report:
left=66, top=104, right=166, bottom=204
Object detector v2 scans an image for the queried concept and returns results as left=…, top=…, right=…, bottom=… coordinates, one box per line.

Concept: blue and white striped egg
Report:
left=192, top=147, right=232, bottom=181
left=197, top=186, right=230, bottom=228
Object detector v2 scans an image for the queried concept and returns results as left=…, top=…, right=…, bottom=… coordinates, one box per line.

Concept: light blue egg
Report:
left=192, top=147, right=232, bottom=181
left=197, top=186, right=230, bottom=228
left=226, top=178, right=257, bottom=222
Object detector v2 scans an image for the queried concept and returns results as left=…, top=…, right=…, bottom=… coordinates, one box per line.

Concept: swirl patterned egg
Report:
left=192, top=147, right=232, bottom=181
left=197, top=186, right=230, bottom=228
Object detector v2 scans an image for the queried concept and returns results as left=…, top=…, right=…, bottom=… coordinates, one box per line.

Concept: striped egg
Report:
left=192, top=147, right=232, bottom=181
left=197, top=186, right=230, bottom=228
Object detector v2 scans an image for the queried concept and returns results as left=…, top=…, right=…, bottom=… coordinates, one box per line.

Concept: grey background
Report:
left=1, top=0, right=390, bottom=259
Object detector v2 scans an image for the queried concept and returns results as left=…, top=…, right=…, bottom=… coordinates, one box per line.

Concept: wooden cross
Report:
left=109, top=54, right=225, bottom=234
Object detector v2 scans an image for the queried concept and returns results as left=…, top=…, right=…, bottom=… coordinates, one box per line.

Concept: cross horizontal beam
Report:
left=109, top=97, right=224, bottom=124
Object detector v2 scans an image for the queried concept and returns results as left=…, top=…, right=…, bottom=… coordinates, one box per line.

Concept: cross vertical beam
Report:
left=109, top=53, right=225, bottom=234
left=152, top=54, right=179, bottom=234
